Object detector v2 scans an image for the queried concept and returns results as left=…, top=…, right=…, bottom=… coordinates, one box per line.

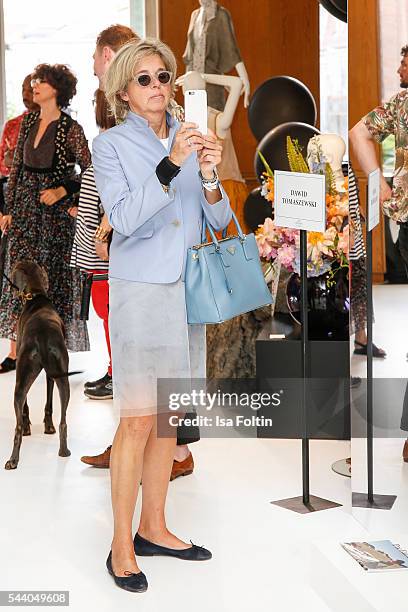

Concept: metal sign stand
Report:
left=271, top=230, right=341, bottom=513
left=352, top=181, right=397, bottom=510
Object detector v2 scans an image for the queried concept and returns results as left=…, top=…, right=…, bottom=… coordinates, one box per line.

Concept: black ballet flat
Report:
left=134, top=532, right=212, bottom=561
left=0, top=357, right=16, bottom=373
left=106, top=551, right=148, bottom=593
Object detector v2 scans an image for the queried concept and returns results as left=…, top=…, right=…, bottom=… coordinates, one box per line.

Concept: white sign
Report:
left=367, top=168, right=380, bottom=232
left=274, top=170, right=326, bottom=232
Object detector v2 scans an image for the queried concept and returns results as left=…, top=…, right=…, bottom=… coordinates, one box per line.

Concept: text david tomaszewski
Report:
left=282, top=189, right=318, bottom=207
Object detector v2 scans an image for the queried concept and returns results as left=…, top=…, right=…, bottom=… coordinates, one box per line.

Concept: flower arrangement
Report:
left=256, top=137, right=349, bottom=281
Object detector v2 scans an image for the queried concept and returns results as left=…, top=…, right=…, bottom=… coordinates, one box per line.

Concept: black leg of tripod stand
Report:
left=271, top=231, right=341, bottom=513
left=301, top=229, right=310, bottom=506
left=352, top=199, right=396, bottom=510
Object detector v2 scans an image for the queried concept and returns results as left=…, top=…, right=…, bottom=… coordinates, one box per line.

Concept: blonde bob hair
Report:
left=105, top=37, right=178, bottom=122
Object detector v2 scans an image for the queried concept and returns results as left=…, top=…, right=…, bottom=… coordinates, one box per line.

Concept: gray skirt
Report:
left=109, top=277, right=206, bottom=417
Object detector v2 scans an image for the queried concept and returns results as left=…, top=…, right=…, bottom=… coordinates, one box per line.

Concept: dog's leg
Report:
left=55, top=377, right=71, bottom=457
left=44, top=376, right=56, bottom=434
left=5, top=358, right=41, bottom=470
left=22, top=401, right=31, bottom=436
left=5, top=390, right=25, bottom=470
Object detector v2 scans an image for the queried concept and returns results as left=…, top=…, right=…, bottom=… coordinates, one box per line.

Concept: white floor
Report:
left=0, top=289, right=408, bottom=611
left=351, top=283, right=408, bottom=379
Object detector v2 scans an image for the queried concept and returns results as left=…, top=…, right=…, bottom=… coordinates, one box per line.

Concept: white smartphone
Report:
left=184, top=89, right=208, bottom=135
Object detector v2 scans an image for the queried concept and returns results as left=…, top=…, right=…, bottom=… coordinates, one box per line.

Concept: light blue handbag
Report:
left=185, top=210, right=272, bottom=324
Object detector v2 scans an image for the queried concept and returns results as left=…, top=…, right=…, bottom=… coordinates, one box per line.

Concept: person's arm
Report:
left=349, top=96, right=397, bottom=204
left=98, top=212, right=112, bottom=235
left=93, top=122, right=210, bottom=237
left=63, top=122, right=92, bottom=197
left=93, top=210, right=112, bottom=261
left=40, top=123, right=92, bottom=209
left=4, top=116, right=26, bottom=217
left=93, top=135, right=179, bottom=237
left=0, top=121, right=10, bottom=176
left=199, top=182, right=232, bottom=231
left=73, top=169, right=104, bottom=251
left=94, top=210, right=111, bottom=262
left=197, top=130, right=232, bottom=230
left=349, top=124, right=391, bottom=204
left=349, top=121, right=384, bottom=173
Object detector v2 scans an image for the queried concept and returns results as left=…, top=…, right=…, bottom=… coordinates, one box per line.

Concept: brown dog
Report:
left=5, top=260, right=71, bottom=470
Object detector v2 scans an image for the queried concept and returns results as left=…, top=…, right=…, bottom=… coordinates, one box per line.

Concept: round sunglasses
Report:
left=30, top=78, right=47, bottom=88
left=132, top=70, right=172, bottom=87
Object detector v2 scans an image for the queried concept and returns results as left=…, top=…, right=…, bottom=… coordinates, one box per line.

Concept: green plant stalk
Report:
left=258, top=151, right=274, bottom=177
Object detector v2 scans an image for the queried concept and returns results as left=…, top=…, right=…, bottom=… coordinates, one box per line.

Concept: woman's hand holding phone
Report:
left=169, top=122, right=204, bottom=167
left=198, top=129, right=222, bottom=178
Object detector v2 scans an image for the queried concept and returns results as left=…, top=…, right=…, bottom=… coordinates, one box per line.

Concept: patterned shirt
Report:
left=364, top=90, right=408, bottom=222
left=0, top=112, right=27, bottom=176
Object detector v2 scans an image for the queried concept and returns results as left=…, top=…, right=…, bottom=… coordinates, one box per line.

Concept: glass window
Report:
left=319, top=6, right=348, bottom=151
left=131, top=0, right=145, bottom=38
left=3, top=0, right=145, bottom=142
left=378, top=0, right=408, bottom=174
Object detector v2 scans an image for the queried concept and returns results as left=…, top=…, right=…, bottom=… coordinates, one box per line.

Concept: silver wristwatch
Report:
left=199, top=169, right=220, bottom=191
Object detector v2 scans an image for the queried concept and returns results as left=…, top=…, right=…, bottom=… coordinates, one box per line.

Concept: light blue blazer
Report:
left=92, top=111, right=232, bottom=283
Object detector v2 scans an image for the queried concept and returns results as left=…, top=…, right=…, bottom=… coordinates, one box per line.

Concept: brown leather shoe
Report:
left=81, top=445, right=111, bottom=468
left=80, top=446, right=194, bottom=479
left=170, top=452, right=194, bottom=481
left=403, top=440, right=408, bottom=463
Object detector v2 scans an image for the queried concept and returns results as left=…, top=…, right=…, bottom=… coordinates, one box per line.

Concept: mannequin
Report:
left=177, top=70, right=248, bottom=230
left=307, top=133, right=347, bottom=192
left=183, top=0, right=250, bottom=110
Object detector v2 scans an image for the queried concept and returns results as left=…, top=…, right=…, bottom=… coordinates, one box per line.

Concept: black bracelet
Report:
left=156, top=156, right=181, bottom=187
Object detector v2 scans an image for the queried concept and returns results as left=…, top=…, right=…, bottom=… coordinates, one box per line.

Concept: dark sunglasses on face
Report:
left=132, top=70, right=172, bottom=87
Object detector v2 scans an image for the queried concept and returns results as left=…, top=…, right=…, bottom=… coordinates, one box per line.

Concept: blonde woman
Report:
left=92, top=38, right=231, bottom=593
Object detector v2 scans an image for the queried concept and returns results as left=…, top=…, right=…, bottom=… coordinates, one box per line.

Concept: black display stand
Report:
left=271, top=230, right=342, bottom=513
left=352, top=187, right=397, bottom=510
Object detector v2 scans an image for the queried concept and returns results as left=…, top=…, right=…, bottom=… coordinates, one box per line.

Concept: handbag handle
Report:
left=201, top=209, right=245, bottom=246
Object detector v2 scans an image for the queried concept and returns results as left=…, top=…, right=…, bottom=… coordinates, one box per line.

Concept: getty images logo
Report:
left=168, top=389, right=284, bottom=411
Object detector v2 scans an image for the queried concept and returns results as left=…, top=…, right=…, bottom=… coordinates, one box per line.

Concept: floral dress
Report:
left=364, top=89, right=408, bottom=222
left=0, top=111, right=91, bottom=351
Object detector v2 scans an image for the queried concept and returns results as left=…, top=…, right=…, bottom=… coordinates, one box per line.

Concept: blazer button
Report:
left=172, top=219, right=181, bottom=227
